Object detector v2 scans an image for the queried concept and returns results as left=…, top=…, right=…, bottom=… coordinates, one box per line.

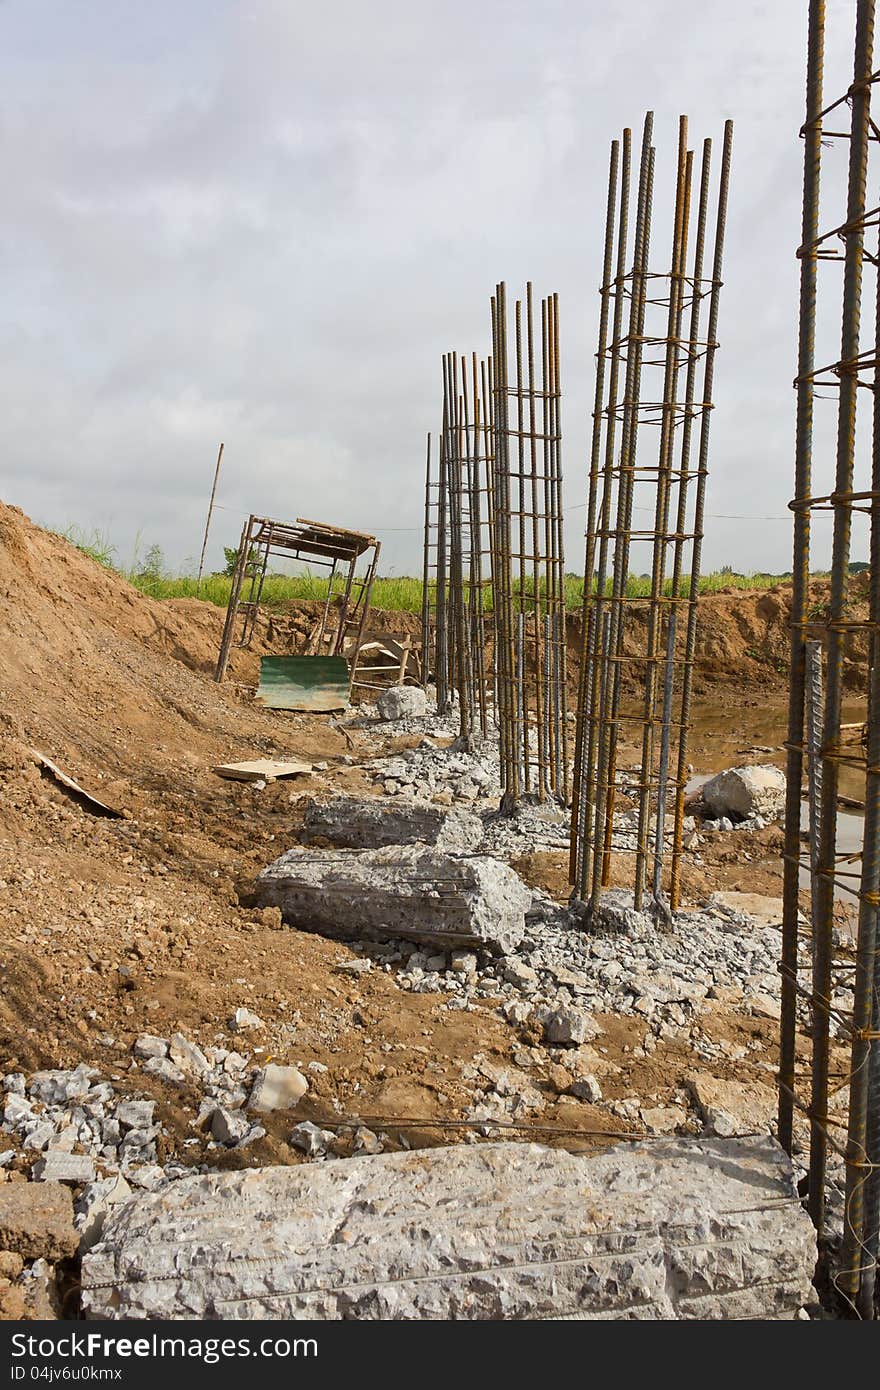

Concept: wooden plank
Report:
left=213, top=759, right=313, bottom=783
left=32, top=751, right=122, bottom=818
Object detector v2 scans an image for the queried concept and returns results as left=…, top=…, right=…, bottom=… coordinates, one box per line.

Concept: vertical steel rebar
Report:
left=809, top=0, right=874, bottom=1238
left=420, top=433, right=433, bottom=686
left=571, top=112, right=731, bottom=923
left=779, top=0, right=826, bottom=1159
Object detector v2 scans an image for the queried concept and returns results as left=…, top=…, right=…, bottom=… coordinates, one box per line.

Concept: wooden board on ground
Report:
left=32, top=751, right=123, bottom=818
left=255, top=656, right=350, bottom=713
left=213, top=759, right=313, bottom=783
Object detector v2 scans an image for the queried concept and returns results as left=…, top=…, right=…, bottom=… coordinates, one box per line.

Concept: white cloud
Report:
left=0, top=0, right=862, bottom=574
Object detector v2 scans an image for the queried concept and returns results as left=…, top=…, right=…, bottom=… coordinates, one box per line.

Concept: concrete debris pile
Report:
left=300, top=795, right=483, bottom=853
left=1, top=1040, right=312, bottom=1195
left=81, top=1136, right=817, bottom=1320
left=369, top=739, right=502, bottom=804
left=255, top=844, right=531, bottom=953
left=335, top=884, right=849, bottom=1081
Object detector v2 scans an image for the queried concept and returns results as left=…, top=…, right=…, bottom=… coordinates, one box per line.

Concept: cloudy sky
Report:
left=0, top=0, right=865, bottom=576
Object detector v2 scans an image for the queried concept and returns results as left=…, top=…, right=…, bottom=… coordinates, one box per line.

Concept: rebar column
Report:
left=778, top=0, right=880, bottom=1318
left=570, top=113, right=731, bottom=919
left=490, top=280, right=567, bottom=811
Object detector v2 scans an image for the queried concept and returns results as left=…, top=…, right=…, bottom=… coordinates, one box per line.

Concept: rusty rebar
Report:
left=490, top=281, right=567, bottom=811
left=571, top=112, right=731, bottom=924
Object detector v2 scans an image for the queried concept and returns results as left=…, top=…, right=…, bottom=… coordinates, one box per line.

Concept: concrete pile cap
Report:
left=255, top=843, right=531, bottom=954
left=299, top=796, right=483, bottom=853
left=81, top=1136, right=816, bottom=1320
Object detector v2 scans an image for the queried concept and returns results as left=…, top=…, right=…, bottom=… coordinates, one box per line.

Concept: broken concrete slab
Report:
left=210, top=1107, right=251, bottom=1145
left=114, top=1100, right=155, bottom=1131
left=0, top=1182, right=78, bottom=1260
left=255, top=844, right=530, bottom=954
left=168, top=1034, right=212, bottom=1077
left=299, top=796, right=483, bottom=854
left=701, top=765, right=786, bottom=822
left=81, top=1136, right=815, bottom=1319
left=375, top=686, right=427, bottom=721
left=577, top=888, right=654, bottom=937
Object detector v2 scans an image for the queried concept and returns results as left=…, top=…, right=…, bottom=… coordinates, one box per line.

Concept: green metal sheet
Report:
left=255, top=656, right=350, bottom=712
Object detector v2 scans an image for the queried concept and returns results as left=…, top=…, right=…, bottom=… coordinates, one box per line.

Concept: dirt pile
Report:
left=565, top=579, right=870, bottom=696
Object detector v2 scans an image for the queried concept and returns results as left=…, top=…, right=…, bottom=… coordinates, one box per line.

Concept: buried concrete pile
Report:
left=255, top=844, right=530, bottom=953
left=299, top=795, right=483, bottom=853
left=81, top=1136, right=816, bottom=1320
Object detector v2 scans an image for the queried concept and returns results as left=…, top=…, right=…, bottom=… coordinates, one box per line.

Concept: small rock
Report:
left=133, top=1035, right=168, bottom=1061
left=142, top=1057, right=186, bottom=1086
left=74, top=1175, right=132, bottom=1253
left=640, top=1106, right=687, bottom=1135
left=701, top=765, right=786, bottom=822
left=353, top=1126, right=383, bottom=1155
left=546, top=1063, right=573, bottom=1094
left=748, top=993, right=781, bottom=1022
left=168, top=1034, right=212, bottom=1076
left=451, top=951, right=478, bottom=976
left=115, top=1100, right=156, bottom=1131
left=230, top=1008, right=265, bottom=1033
left=248, top=1064, right=308, bottom=1114
left=543, top=1009, right=597, bottom=1047
left=32, top=1153, right=96, bottom=1186
left=210, top=1107, right=251, bottom=1145
left=569, top=1075, right=603, bottom=1104
left=376, top=686, right=428, bottom=721
left=334, top=958, right=372, bottom=976
left=290, top=1121, right=332, bottom=1157
left=503, top=960, right=538, bottom=988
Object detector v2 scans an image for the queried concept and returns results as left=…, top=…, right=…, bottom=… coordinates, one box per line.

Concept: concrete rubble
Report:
left=700, top=765, right=786, bottom=823
left=81, top=1136, right=816, bottom=1320
left=255, top=844, right=531, bottom=953
left=375, top=685, right=428, bottom=721
left=300, top=795, right=483, bottom=853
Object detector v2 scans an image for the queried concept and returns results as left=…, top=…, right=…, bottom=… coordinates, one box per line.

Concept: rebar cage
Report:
left=490, top=282, right=569, bottom=808
left=568, top=112, right=732, bottom=918
left=778, top=0, right=880, bottom=1318
left=440, top=351, right=496, bottom=738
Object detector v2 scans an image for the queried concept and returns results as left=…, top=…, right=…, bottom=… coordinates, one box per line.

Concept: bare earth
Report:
left=0, top=501, right=854, bottom=1316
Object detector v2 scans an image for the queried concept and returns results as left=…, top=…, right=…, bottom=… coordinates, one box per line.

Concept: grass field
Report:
left=59, top=525, right=793, bottom=612
left=137, top=570, right=789, bottom=610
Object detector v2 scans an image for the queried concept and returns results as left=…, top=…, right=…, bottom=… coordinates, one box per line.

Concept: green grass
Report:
left=126, top=567, right=789, bottom=612
left=54, top=525, right=794, bottom=611
left=60, top=525, right=118, bottom=569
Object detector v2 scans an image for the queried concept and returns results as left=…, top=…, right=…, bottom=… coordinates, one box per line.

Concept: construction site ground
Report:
left=0, top=502, right=862, bottom=1316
